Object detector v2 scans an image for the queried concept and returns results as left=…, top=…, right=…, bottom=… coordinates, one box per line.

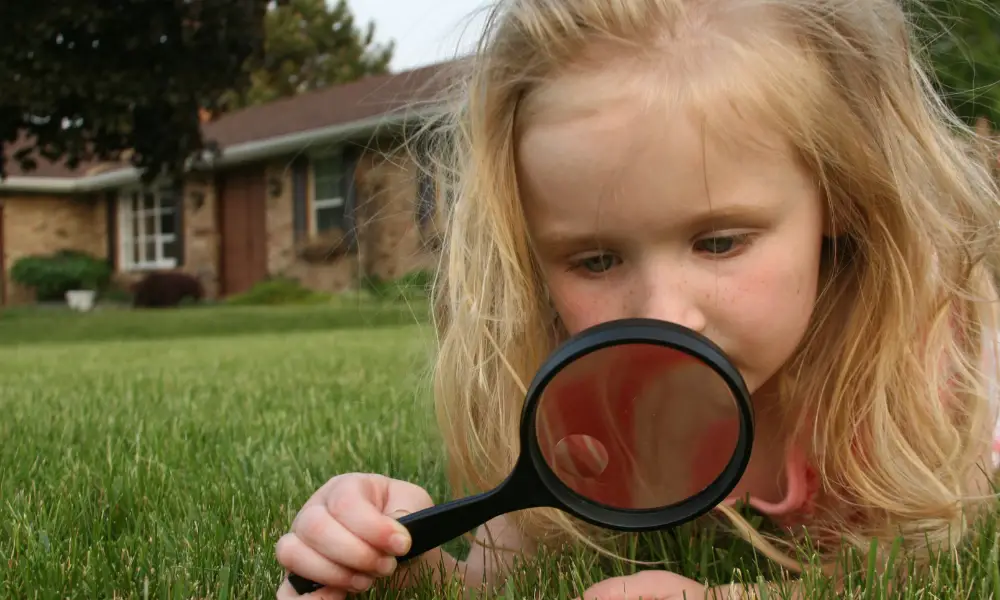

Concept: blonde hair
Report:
left=414, top=0, right=1000, bottom=577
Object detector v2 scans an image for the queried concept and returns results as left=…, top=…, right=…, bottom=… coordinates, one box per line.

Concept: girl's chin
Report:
left=747, top=372, right=785, bottom=401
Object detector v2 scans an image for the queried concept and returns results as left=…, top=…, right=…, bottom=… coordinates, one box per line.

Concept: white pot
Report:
left=65, top=289, right=97, bottom=312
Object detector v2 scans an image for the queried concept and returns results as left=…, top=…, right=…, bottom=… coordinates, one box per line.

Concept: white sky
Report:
left=346, top=0, right=494, bottom=71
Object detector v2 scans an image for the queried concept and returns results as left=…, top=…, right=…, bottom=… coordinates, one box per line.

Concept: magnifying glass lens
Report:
left=535, top=343, right=740, bottom=510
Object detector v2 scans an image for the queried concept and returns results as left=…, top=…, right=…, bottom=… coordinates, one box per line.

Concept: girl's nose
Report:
left=638, top=280, right=707, bottom=333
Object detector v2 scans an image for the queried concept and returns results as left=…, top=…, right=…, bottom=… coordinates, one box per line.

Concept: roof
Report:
left=1, top=59, right=461, bottom=189
left=201, top=59, right=455, bottom=149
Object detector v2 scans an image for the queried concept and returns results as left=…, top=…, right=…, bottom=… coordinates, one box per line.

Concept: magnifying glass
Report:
left=288, top=318, right=753, bottom=595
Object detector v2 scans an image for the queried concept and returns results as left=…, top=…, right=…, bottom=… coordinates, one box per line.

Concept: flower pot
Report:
left=65, top=289, right=97, bottom=312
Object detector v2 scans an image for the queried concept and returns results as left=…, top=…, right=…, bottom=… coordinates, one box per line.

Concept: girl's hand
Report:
left=275, top=473, right=459, bottom=600
left=575, top=571, right=708, bottom=600
left=575, top=570, right=799, bottom=600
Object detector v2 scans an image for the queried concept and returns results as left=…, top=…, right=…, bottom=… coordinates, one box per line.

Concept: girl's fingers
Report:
left=326, top=484, right=412, bottom=557
left=276, top=576, right=345, bottom=600
left=294, top=504, right=397, bottom=577
left=274, top=533, right=373, bottom=593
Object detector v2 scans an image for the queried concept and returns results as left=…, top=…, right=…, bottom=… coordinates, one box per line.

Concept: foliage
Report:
left=909, top=0, right=1000, bottom=126
left=9, top=250, right=112, bottom=301
left=131, top=271, right=205, bottom=308
left=220, top=0, right=393, bottom=111
left=0, top=0, right=285, bottom=181
left=99, top=283, right=134, bottom=305
left=362, top=270, right=434, bottom=302
left=223, top=276, right=332, bottom=306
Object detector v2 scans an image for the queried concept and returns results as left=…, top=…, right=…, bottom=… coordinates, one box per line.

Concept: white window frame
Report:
left=310, top=152, right=345, bottom=234
left=117, top=184, right=179, bottom=271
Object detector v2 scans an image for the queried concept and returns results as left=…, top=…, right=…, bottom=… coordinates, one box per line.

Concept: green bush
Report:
left=223, top=277, right=332, bottom=306
left=362, top=270, right=434, bottom=302
left=10, top=250, right=112, bottom=301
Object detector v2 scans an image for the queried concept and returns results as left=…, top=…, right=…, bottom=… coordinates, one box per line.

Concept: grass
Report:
left=3, top=304, right=1000, bottom=599
left=0, top=296, right=429, bottom=347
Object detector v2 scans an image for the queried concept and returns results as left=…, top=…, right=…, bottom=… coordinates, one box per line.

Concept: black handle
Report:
left=287, top=484, right=516, bottom=595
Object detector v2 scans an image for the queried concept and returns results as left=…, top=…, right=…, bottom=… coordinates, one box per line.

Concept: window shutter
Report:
left=342, top=145, right=362, bottom=249
left=174, top=181, right=185, bottom=267
left=292, top=156, right=309, bottom=242
left=106, top=191, right=118, bottom=270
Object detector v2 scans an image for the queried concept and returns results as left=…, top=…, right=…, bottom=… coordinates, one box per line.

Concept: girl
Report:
left=275, top=0, right=1000, bottom=598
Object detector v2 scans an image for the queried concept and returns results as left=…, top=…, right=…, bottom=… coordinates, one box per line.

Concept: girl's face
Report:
left=515, top=76, right=827, bottom=394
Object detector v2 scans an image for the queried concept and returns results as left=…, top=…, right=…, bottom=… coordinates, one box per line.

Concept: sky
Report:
left=347, top=0, right=494, bottom=72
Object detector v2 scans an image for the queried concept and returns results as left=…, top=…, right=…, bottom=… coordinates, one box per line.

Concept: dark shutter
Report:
left=292, top=156, right=309, bottom=242
left=105, top=191, right=118, bottom=269
left=342, top=145, right=362, bottom=249
left=174, top=181, right=185, bottom=267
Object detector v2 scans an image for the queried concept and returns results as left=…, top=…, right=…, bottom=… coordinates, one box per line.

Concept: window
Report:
left=312, top=154, right=345, bottom=233
left=117, top=184, right=180, bottom=270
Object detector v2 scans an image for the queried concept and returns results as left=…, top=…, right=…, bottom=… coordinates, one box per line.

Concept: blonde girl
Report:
left=276, top=0, right=1000, bottom=598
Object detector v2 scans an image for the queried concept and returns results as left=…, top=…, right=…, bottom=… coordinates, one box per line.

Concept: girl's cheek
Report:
left=549, top=279, right=622, bottom=334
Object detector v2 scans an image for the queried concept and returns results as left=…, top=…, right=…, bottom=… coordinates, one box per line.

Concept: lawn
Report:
left=2, top=304, right=999, bottom=599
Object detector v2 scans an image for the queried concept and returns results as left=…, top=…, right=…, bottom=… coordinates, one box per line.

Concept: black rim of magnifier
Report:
left=521, top=317, right=754, bottom=532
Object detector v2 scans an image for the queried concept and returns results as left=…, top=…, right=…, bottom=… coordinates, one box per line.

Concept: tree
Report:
left=219, top=0, right=394, bottom=111
left=910, top=0, right=1000, bottom=127
left=0, top=0, right=282, bottom=182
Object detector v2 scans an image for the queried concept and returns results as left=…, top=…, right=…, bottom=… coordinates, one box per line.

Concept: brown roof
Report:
left=202, top=59, right=457, bottom=147
left=3, top=59, right=461, bottom=180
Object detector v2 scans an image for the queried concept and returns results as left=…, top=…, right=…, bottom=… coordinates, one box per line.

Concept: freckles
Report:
left=552, top=286, right=608, bottom=330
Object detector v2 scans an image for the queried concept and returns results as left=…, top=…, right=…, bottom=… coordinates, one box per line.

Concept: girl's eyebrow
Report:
left=683, top=203, right=777, bottom=230
left=531, top=202, right=778, bottom=246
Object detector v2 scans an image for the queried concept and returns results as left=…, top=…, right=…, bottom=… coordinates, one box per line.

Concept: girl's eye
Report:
left=693, top=234, right=752, bottom=256
left=574, top=253, right=621, bottom=273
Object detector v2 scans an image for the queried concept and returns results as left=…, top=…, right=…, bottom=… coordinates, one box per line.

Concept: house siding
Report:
left=355, top=147, right=440, bottom=282
left=109, top=176, right=222, bottom=299
left=1, top=194, right=108, bottom=304
left=0, top=142, right=443, bottom=305
left=180, top=174, right=221, bottom=298
left=261, top=146, right=440, bottom=295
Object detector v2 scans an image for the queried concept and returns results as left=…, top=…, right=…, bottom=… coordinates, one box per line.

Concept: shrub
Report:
left=362, top=270, right=434, bottom=302
left=10, top=250, right=112, bottom=301
left=100, top=284, right=134, bottom=305
left=224, top=277, right=331, bottom=306
left=131, top=272, right=205, bottom=308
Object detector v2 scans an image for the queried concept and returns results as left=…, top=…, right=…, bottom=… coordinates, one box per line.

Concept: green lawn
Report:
left=2, top=305, right=999, bottom=599
left=0, top=297, right=430, bottom=347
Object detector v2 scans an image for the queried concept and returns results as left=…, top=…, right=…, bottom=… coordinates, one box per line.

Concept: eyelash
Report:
left=692, top=232, right=756, bottom=257
left=568, top=233, right=756, bottom=274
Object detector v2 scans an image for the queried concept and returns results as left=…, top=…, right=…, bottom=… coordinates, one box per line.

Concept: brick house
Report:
left=0, top=61, right=456, bottom=305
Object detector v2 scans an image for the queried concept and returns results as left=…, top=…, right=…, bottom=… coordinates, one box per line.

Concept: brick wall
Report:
left=110, top=177, right=221, bottom=299
left=1, top=194, right=107, bottom=304
left=354, top=148, right=440, bottom=282
left=265, top=160, right=358, bottom=293
left=262, top=146, right=439, bottom=295
left=0, top=144, right=444, bottom=305
left=180, top=174, right=221, bottom=298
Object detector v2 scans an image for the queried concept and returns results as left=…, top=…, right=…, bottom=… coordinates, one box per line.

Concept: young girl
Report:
left=275, top=0, right=1000, bottom=597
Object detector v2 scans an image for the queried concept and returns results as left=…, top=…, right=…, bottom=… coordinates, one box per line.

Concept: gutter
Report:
left=0, top=105, right=441, bottom=193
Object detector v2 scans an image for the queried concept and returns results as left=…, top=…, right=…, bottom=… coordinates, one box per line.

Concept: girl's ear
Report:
left=822, top=199, right=847, bottom=237
left=823, top=216, right=842, bottom=237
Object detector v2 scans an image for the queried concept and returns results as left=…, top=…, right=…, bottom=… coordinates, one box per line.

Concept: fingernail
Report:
left=376, top=556, right=397, bottom=576
left=389, top=533, right=410, bottom=555
left=351, top=574, right=373, bottom=591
